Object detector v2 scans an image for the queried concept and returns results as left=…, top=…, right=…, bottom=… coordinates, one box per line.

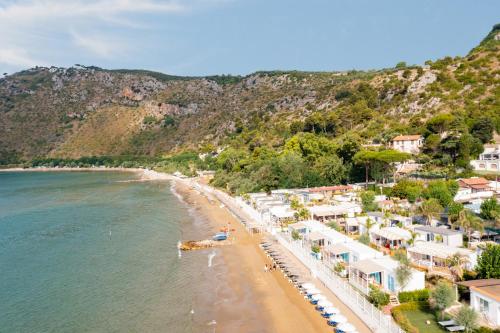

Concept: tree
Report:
left=359, top=232, right=370, bottom=245
left=471, top=117, right=494, bottom=143
left=425, top=180, right=454, bottom=207
left=446, top=253, right=468, bottom=281
left=448, top=202, right=464, bottom=224
left=476, top=244, right=500, bottom=279
left=480, top=198, right=500, bottom=220
left=360, top=190, right=378, bottom=211
left=407, top=231, right=418, bottom=247
left=418, top=198, right=443, bottom=225
left=393, top=249, right=412, bottom=289
left=313, top=155, right=347, bottom=185
left=291, top=230, right=302, bottom=241
left=294, top=208, right=310, bottom=221
left=454, top=306, right=479, bottom=333
left=432, top=281, right=456, bottom=319
left=395, top=61, right=407, bottom=69
left=391, top=179, right=424, bottom=203
left=369, top=286, right=390, bottom=308
left=455, top=209, right=484, bottom=248
left=395, top=262, right=412, bottom=290
left=328, top=221, right=341, bottom=231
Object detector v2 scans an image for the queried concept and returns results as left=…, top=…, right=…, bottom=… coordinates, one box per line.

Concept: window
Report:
left=479, top=297, right=489, bottom=313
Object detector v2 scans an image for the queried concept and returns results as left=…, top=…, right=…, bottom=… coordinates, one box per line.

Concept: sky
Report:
left=0, top=0, right=499, bottom=76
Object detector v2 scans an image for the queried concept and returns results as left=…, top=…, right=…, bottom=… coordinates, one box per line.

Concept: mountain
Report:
left=0, top=25, right=499, bottom=165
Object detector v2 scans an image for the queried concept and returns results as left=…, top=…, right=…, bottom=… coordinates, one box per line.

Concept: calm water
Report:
left=0, top=171, right=219, bottom=333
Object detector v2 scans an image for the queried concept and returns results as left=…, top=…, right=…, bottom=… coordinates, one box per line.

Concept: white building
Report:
left=370, top=227, right=412, bottom=249
left=324, top=240, right=383, bottom=265
left=308, top=203, right=362, bottom=222
left=349, top=256, right=425, bottom=295
left=413, top=226, right=464, bottom=247
left=470, top=144, right=500, bottom=173
left=407, top=242, right=477, bottom=271
left=391, top=135, right=424, bottom=154
left=459, top=279, right=500, bottom=327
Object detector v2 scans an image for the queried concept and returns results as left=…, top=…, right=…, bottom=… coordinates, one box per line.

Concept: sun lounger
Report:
left=438, top=320, right=457, bottom=327
left=446, top=326, right=465, bottom=332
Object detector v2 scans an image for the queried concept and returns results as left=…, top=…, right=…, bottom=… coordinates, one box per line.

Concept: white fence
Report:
left=192, top=182, right=403, bottom=333
left=274, top=233, right=404, bottom=333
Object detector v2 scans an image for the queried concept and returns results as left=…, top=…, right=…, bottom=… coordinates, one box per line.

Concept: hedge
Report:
left=398, top=289, right=430, bottom=303
left=391, top=301, right=430, bottom=333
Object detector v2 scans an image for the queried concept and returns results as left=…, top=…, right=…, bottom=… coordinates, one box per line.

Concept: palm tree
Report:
left=446, top=253, right=468, bottom=281
left=454, top=209, right=484, bottom=248
left=364, top=217, right=376, bottom=234
left=407, top=231, right=418, bottom=247
left=418, top=198, right=443, bottom=225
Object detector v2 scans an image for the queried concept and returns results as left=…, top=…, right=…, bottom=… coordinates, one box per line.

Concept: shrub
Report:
left=369, top=286, right=390, bottom=308
left=391, top=302, right=429, bottom=333
left=398, top=289, right=430, bottom=303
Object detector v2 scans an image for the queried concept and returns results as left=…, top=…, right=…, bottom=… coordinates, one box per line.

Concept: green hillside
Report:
left=0, top=25, right=498, bottom=192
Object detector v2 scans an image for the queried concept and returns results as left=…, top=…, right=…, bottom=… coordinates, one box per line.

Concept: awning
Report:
left=308, top=231, right=325, bottom=241
left=350, top=259, right=383, bottom=274
left=325, top=243, right=350, bottom=255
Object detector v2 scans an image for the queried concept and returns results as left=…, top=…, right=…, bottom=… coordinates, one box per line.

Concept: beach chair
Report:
left=438, top=320, right=457, bottom=327
left=446, top=326, right=465, bottom=332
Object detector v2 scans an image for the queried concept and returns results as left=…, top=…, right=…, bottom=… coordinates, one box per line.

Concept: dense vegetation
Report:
left=1, top=25, right=499, bottom=196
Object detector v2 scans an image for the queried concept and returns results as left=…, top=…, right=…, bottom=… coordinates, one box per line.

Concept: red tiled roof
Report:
left=308, top=185, right=353, bottom=193
left=392, top=135, right=422, bottom=141
left=459, top=177, right=489, bottom=186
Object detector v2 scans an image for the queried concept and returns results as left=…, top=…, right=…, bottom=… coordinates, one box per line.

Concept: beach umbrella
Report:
left=336, top=322, right=356, bottom=333
left=306, top=288, right=321, bottom=295
left=328, top=314, right=347, bottom=325
left=317, top=300, right=333, bottom=308
left=311, top=294, right=326, bottom=301
left=301, top=283, right=315, bottom=289
left=323, top=306, right=339, bottom=315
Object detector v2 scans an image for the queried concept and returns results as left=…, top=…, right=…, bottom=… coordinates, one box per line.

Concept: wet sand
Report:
left=174, top=180, right=338, bottom=333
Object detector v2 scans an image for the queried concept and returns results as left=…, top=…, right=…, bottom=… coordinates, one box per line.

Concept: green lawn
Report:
left=402, top=309, right=447, bottom=333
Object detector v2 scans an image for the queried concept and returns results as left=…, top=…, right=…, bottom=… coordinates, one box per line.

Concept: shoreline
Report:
left=3, top=167, right=373, bottom=332
left=172, top=179, right=333, bottom=332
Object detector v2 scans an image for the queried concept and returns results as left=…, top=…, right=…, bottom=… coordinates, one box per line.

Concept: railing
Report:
left=275, top=233, right=404, bottom=333
left=193, top=182, right=404, bottom=333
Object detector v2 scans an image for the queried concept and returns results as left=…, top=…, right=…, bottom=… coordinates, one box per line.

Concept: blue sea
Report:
left=0, top=171, right=219, bottom=333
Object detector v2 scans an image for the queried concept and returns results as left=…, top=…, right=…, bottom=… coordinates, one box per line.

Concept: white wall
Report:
left=470, top=290, right=500, bottom=326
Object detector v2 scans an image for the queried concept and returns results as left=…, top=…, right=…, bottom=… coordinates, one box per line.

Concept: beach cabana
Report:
left=327, top=314, right=347, bottom=326
left=336, top=323, right=357, bottom=333
left=407, top=242, right=477, bottom=271
left=349, top=257, right=425, bottom=295
left=324, top=241, right=382, bottom=265
left=370, top=227, right=411, bottom=249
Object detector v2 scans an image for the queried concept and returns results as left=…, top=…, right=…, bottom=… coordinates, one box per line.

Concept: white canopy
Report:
left=372, top=227, right=411, bottom=241
left=301, top=283, right=315, bottom=289
left=329, top=314, right=347, bottom=324
left=323, top=306, right=340, bottom=315
left=407, top=242, right=474, bottom=259
left=337, top=323, right=356, bottom=332
left=311, top=294, right=326, bottom=301
left=306, top=287, right=321, bottom=295
left=317, top=300, right=333, bottom=308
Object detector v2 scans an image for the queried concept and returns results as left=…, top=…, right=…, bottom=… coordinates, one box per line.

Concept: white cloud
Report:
left=0, top=47, right=46, bottom=67
left=71, top=31, right=125, bottom=58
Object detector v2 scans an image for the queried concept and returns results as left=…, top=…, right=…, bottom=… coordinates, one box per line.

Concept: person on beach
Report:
left=264, top=264, right=268, bottom=272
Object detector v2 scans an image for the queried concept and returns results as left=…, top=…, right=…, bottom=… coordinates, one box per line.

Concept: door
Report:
left=388, top=275, right=395, bottom=292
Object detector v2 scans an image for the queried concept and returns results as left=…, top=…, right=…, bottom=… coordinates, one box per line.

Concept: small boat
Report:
left=212, top=232, right=228, bottom=241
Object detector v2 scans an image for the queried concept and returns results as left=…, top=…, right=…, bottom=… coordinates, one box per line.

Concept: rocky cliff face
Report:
left=0, top=26, right=499, bottom=161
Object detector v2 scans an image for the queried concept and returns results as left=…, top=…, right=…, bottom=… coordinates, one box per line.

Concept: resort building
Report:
left=391, top=135, right=424, bottom=154
left=308, top=203, right=362, bottom=222
left=370, top=227, right=412, bottom=249
left=268, top=205, right=295, bottom=225
left=454, top=177, right=494, bottom=203
left=470, top=144, right=500, bottom=173
left=349, top=257, right=425, bottom=295
left=288, top=220, right=327, bottom=235
left=458, top=279, right=500, bottom=327
left=413, top=225, right=464, bottom=247
left=306, top=185, right=354, bottom=199
left=306, top=229, right=351, bottom=248
left=323, top=240, right=383, bottom=266
left=406, top=242, right=477, bottom=271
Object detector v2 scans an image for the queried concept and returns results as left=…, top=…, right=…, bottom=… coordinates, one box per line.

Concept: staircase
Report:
left=389, top=295, right=400, bottom=307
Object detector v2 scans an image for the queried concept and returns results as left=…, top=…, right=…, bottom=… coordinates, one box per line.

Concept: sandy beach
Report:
left=1, top=167, right=373, bottom=332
